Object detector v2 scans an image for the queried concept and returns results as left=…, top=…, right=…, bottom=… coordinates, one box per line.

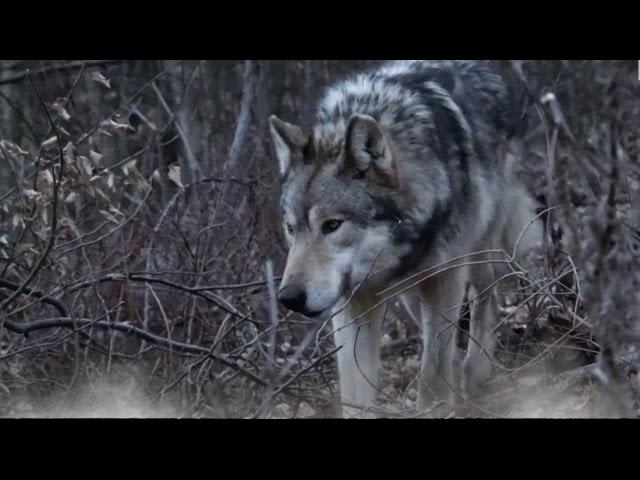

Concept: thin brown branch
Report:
left=0, top=60, right=122, bottom=87
left=0, top=73, right=65, bottom=314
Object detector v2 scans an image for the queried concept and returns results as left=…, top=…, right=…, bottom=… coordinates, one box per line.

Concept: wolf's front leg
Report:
left=462, top=285, right=498, bottom=398
left=331, top=300, right=383, bottom=418
left=417, top=270, right=468, bottom=410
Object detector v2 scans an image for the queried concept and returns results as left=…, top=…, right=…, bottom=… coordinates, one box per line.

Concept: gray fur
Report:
left=270, top=60, right=541, bottom=417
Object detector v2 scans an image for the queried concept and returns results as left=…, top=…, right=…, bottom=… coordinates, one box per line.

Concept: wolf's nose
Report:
left=277, top=286, right=307, bottom=313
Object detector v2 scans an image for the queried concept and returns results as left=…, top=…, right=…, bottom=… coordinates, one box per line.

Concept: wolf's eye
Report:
left=322, top=219, right=343, bottom=235
left=285, top=223, right=294, bottom=235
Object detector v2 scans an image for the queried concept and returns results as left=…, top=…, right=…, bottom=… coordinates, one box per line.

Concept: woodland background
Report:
left=0, top=60, right=639, bottom=418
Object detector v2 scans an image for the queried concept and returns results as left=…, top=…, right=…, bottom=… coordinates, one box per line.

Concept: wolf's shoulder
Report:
left=379, top=60, right=514, bottom=135
left=315, top=60, right=515, bottom=137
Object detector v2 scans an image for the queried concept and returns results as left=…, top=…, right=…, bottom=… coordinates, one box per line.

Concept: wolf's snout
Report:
left=277, top=285, right=307, bottom=313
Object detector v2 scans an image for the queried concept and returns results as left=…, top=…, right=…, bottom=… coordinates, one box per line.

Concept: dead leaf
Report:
left=41, top=136, right=58, bottom=150
left=36, top=169, right=54, bottom=190
left=58, top=108, right=71, bottom=121
left=77, top=156, right=93, bottom=176
left=168, top=164, right=184, bottom=189
left=0, top=140, right=29, bottom=156
left=22, top=189, right=40, bottom=200
left=108, top=206, right=124, bottom=217
left=89, top=150, right=103, bottom=168
left=65, top=192, right=80, bottom=205
left=93, top=187, right=111, bottom=202
left=40, top=206, right=49, bottom=225
left=101, top=118, right=135, bottom=133
left=122, top=159, right=137, bottom=177
left=12, top=213, right=24, bottom=229
left=51, top=97, right=67, bottom=109
left=99, top=210, right=119, bottom=224
left=151, top=169, right=162, bottom=185
left=63, top=142, right=76, bottom=164
left=91, top=71, right=111, bottom=88
left=50, top=98, right=71, bottom=121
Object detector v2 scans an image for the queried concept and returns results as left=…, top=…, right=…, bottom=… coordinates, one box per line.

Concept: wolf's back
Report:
left=382, top=61, right=540, bottom=255
left=379, top=60, right=518, bottom=137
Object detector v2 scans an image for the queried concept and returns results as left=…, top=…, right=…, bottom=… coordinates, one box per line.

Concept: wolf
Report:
left=269, top=60, right=541, bottom=418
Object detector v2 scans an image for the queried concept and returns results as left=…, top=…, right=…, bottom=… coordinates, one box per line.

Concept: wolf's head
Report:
left=269, top=114, right=408, bottom=318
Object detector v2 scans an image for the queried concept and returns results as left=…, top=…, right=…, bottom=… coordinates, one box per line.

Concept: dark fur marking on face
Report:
left=390, top=201, right=453, bottom=281
left=371, top=194, right=403, bottom=223
left=341, top=269, right=352, bottom=297
left=369, top=194, right=418, bottom=243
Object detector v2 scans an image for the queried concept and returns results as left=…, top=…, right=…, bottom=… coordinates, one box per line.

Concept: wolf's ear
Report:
left=269, top=115, right=307, bottom=177
left=343, top=114, right=397, bottom=187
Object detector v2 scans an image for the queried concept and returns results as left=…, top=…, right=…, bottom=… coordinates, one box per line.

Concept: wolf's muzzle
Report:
left=277, top=285, right=307, bottom=313
left=277, top=286, right=325, bottom=318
